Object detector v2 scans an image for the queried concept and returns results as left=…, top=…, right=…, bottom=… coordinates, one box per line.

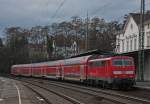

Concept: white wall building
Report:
left=116, top=13, right=150, bottom=53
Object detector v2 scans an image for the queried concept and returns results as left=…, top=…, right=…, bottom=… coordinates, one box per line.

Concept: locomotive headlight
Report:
left=125, top=71, right=134, bottom=74
left=113, top=71, right=122, bottom=74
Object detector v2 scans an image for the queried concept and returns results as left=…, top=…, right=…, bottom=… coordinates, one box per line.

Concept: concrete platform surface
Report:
left=136, top=81, right=150, bottom=90
left=0, top=77, right=40, bottom=104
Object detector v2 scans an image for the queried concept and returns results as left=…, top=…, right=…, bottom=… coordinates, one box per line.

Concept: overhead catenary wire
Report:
left=90, top=0, right=129, bottom=16
left=89, top=0, right=130, bottom=18
left=113, top=0, right=150, bottom=22
left=52, top=0, right=67, bottom=19
left=89, top=0, right=150, bottom=22
left=90, top=2, right=112, bottom=16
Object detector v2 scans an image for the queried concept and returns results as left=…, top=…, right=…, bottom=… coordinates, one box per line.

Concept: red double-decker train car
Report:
left=11, top=55, right=135, bottom=89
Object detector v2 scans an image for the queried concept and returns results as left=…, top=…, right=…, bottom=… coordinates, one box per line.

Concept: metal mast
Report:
left=85, top=11, right=89, bottom=51
left=138, top=0, right=145, bottom=81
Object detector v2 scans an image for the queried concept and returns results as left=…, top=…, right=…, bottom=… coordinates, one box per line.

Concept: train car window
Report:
left=113, top=59, right=133, bottom=66
left=112, top=60, right=123, bottom=66
left=89, top=62, right=93, bottom=67
left=89, top=61, right=106, bottom=67
left=94, top=61, right=99, bottom=67
left=101, top=61, right=106, bottom=66
left=89, top=62, right=98, bottom=67
left=124, top=60, right=133, bottom=66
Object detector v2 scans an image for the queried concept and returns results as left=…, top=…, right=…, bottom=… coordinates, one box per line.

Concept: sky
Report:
left=0, top=0, right=150, bottom=36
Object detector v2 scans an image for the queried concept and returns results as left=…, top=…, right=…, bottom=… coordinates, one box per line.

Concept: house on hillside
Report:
left=27, top=44, right=48, bottom=62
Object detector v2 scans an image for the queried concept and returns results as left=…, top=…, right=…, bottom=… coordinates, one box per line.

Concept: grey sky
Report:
left=0, top=0, right=150, bottom=36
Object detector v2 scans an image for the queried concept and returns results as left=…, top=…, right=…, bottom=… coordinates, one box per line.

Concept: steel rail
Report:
left=18, top=79, right=84, bottom=104
left=23, top=84, right=52, bottom=104
left=19, top=78, right=130, bottom=104
left=47, top=80, right=150, bottom=104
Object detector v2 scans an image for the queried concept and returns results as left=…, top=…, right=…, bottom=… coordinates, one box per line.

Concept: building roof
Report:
left=122, top=12, right=150, bottom=33
left=130, top=13, right=150, bottom=25
left=71, top=49, right=118, bottom=58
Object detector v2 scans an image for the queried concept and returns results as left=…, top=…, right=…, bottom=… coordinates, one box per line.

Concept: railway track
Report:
left=14, top=77, right=129, bottom=104
left=21, top=80, right=84, bottom=104
left=44, top=80, right=150, bottom=104
left=12, top=77, right=150, bottom=104
left=21, top=77, right=150, bottom=104
left=23, top=83, right=52, bottom=104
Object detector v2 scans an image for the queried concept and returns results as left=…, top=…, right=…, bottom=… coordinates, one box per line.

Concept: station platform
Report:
left=135, top=81, right=150, bottom=90
left=0, top=77, right=41, bottom=104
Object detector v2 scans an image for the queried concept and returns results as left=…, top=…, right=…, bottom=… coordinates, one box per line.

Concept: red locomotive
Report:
left=11, top=55, right=135, bottom=89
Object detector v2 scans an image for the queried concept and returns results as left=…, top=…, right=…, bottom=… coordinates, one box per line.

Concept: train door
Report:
left=80, top=64, right=85, bottom=82
left=43, top=66, right=47, bottom=77
left=31, top=65, right=33, bottom=76
left=18, top=67, right=21, bottom=75
left=61, top=66, right=64, bottom=80
left=56, top=67, right=62, bottom=79
left=56, top=67, right=60, bottom=79
left=29, top=66, right=32, bottom=76
left=40, top=66, right=43, bottom=77
left=105, top=60, right=113, bottom=84
left=105, top=60, right=109, bottom=78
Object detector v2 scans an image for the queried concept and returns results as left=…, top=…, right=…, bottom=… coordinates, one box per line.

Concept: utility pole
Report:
left=85, top=11, right=89, bottom=51
left=138, top=0, right=145, bottom=81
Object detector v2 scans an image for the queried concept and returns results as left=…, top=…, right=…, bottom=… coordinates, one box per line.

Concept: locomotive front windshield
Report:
left=112, top=59, right=133, bottom=66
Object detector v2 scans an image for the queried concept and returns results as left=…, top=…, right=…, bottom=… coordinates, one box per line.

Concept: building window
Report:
left=148, top=24, right=150, bottom=29
left=131, top=24, right=133, bottom=30
left=118, top=45, right=120, bottom=52
left=122, top=40, right=124, bottom=52
left=130, top=39, right=132, bottom=51
left=134, top=38, right=137, bottom=50
left=147, top=35, right=150, bottom=47
left=116, top=39, right=120, bottom=52
left=127, top=40, right=129, bottom=52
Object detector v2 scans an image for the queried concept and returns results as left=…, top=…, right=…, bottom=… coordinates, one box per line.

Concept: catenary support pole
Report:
left=138, top=0, right=145, bottom=81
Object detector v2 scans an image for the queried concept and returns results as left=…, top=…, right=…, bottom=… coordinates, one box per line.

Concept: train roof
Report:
left=12, top=60, right=63, bottom=68
left=12, top=64, right=32, bottom=68
left=71, top=49, right=117, bottom=58
left=45, top=60, right=63, bottom=66
left=89, top=58, right=111, bottom=62
left=64, top=55, right=92, bottom=65
left=12, top=54, right=118, bottom=67
left=12, top=61, right=50, bottom=67
left=89, top=56, right=133, bottom=62
left=110, top=56, right=133, bottom=59
left=11, top=50, right=126, bottom=68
